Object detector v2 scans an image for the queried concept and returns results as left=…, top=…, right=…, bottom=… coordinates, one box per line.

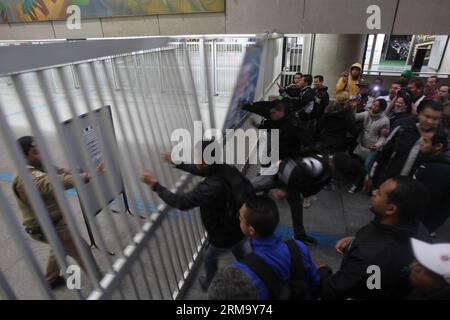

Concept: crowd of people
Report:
left=206, top=64, right=449, bottom=300
left=11, top=62, right=450, bottom=300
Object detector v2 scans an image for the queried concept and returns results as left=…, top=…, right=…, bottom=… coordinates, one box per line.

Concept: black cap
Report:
left=17, top=136, right=36, bottom=156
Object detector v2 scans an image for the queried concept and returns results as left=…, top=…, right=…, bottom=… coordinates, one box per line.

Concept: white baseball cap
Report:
left=411, top=238, right=450, bottom=284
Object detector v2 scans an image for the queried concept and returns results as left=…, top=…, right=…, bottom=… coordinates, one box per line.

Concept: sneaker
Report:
left=348, top=184, right=361, bottom=194
left=303, top=198, right=312, bottom=209
left=49, top=276, right=66, bottom=290
left=198, top=275, right=210, bottom=292
left=294, top=234, right=318, bottom=246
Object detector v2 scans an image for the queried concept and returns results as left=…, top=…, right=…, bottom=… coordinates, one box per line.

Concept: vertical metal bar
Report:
left=308, top=34, right=315, bottom=75
left=144, top=243, right=165, bottom=299
left=202, top=39, right=216, bottom=129
left=140, top=52, right=179, bottom=185
left=0, top=188, right=53, bottom=299
left=0, top=269, right=17, bottom=300
left=70, top=65, right=80, bottom=89
left=130, top=54, right=176, bottom=188
left=121, top=55, right=187, bottom=295
left=123, top=52, right=189, bottom=278
left=368, top=34, right=378, bottom=71
left=50, top=68, right=58, bottom=94
left=100, top=58, right=178, bottom=297
left=163, top=51, right=199, bottom=266
left=212, top=39, right=218, bottom=96
left=165, top=50, right=202, bottom=255
left=109, top=57, right=183, bottom=294
left=144, top=52, right=201, bottom=256
left=182, top=40, right=203, bottom=123
left=110, top=58, right=120, bottom=90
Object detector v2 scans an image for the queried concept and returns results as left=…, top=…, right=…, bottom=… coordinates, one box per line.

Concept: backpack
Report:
left=278, top=153, right=331, bottom=197
left=242, top=239, right=311, bottom=300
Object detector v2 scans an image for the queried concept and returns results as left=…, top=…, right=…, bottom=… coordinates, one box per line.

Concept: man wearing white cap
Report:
left=409, top=238, right=450, bottom=300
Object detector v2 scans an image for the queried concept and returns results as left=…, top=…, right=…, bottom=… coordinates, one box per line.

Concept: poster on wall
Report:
left=385, top=35, right=412, bottom=61
left=0, top=0, right=225, bottom=23
left=222, top=41, right=263, bottom=131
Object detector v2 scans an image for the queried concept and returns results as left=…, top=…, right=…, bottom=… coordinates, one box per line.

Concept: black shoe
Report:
left=49, top=276, right=66, bottom=289
left=198, top=275, right=210, bottom=292
left=294, top=234, right=318, bottom=246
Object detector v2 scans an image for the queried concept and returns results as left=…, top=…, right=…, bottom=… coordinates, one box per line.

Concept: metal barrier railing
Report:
left=0, top=37, right=212, bottom=300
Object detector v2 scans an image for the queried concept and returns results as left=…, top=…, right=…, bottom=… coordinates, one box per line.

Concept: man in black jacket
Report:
left=413, top=126, right=450, bottom=236
left=313, top=75, right=330, bottom=122
left=251, top=152, right=331, bottom=245
left=141, top=141, right=253, bottom=291
left=317, top=92, right=359, bottom=155
left=369, top=101, right=443, bottom=188
left=242, top=99, right=313, bottom=160
left=243, top=100, right=315, bottom=244
left=292, top=74, right=316, bottom=120
left=318, top=176, right=431, bottom=299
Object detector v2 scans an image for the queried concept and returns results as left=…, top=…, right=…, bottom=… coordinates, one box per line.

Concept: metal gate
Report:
left=0, top=38, right=211, bottom=300
left=280, top=35, right=305, bottom=87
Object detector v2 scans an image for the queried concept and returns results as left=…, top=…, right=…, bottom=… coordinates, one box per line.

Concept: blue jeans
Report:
left=204, top=237, right=251, bottom=284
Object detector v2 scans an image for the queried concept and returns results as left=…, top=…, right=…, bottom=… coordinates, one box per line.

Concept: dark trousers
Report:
left=286, top=191, right=306, bottom=238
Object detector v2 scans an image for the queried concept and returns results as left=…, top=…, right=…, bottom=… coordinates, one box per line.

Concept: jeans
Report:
left=204, top=237, right=251, bottom=284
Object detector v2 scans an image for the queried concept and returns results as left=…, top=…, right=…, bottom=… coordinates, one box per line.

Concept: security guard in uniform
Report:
left=12, top=136, right=101, bottom=289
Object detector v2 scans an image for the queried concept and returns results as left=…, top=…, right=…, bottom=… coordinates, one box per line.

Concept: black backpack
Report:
left=242, top=239, right=311, bottom=300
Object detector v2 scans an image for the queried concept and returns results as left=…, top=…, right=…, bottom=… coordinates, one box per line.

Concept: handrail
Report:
left=0, top=37, right=168, bottom=76
left=363, top=70, right=450, bottom=77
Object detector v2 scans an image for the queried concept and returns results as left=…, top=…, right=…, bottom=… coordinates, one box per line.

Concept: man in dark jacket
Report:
left=242, top=99, right=313, bottom=160
left=313, top=75, right=330, bottom=121
left=141, top=142, right=253, bottom=291
left=369, top=101, right=443, bottom=188
left=317, top=92, right=359, bottom=155
left=251, top=152, right=331, bottom=245
left=413, top=127, right=450, bottom=236
left=293, top=74, right=316, bottom=120
left=354, top=81, right=374, bottom=113
left=318, top=176, right=431, bottom=299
